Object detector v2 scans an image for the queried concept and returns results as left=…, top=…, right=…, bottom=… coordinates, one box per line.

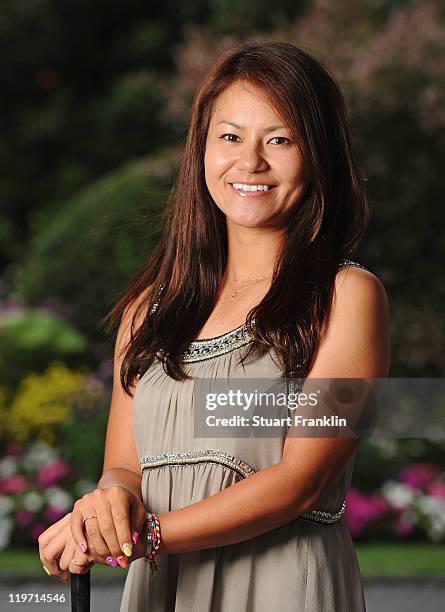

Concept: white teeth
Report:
left=232, top=183, right=270, bottom=192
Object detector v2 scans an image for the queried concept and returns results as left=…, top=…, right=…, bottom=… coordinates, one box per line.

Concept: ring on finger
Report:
left=82, top=515, right=97, bottom=524
left=71, top=558, right=90, bottom=568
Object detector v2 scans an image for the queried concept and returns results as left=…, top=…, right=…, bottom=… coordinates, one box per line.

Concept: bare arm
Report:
left=70, top=289, right=153, bottom=563
left=157, top=267, right=390, bottom=554
left=97, top=297, right=144, bottom=492
left=96, top=295, right=145, bottom=497
left=39, top=289, right=152, bottom=576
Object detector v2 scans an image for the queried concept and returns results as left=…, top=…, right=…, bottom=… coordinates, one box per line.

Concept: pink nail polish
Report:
left=132, top=531, right=139, bottom=545
left=79, top=542, right=87, bottom=553
left=106, top=556, right=118, bottom=568
left=116, top=555, right=128, bottom=568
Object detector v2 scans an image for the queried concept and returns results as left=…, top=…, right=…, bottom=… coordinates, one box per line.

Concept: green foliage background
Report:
left=0, top=0, right=444, bottom=551
left=2, top=0, right=444, bottom=378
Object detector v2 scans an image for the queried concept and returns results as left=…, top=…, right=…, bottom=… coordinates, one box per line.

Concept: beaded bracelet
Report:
left=144, top=512, right=161, bottom=580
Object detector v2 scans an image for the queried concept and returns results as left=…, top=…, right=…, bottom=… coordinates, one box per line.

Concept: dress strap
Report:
left=135, top=283, right=167, bottom=379
left=150, top=282, right=166, bottom=315
left=337, top=258, right=369, bottom=272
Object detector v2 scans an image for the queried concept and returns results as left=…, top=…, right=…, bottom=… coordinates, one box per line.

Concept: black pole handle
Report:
left=70, top=571, right=90, bottom=612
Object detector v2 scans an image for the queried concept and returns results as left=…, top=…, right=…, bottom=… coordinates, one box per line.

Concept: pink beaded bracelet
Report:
left=144, top=512, right=161, bottom=580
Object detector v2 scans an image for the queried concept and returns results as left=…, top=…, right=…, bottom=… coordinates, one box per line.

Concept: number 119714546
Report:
left=8, top=593, right=66, bottom=603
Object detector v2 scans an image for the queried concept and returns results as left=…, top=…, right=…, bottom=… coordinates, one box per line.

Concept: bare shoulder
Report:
left=117, top=283, right=156, bottom=354
left=334, top=265, right=389, bottom=315
left=309, top=265, right=390, bottom=378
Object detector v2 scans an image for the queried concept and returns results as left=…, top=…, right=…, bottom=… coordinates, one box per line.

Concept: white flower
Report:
left=425, top=509, right=445, bottom=543
left=381, top=480, right=415, bottom=509
left=44, top=487, right=72, bottom=511
left=0, top=496, right=14, bottom=518
left=0, top=457, right=18, bottom=477
left=427, top=522, right=445, bottom=542
left=415, top=494, right=445, bottom=515
left=22, top=491, right=44, bottom=512
left=412, top=493, right=445, bottom=543
left=0, top=517, right=13, bottom=550
left=23, top=442, right=57, bottom=472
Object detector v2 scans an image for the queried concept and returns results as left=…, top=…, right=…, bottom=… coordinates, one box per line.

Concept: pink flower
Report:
left=45, top=506, right=65, bottom=522
left=345, top=488, right=389, bottom=537
left=0, top=474, right=29, bottom=494
left=37, top=459, right=70, bottom=487
left=426, top=480, right=445, bottom=501
left=30, top=523, right=47, bottom=541
left=15, top=509, right=34, bottom=528
left=399, top=463, right=437, bottom=491
left=395, top=513, right=414, bottom=537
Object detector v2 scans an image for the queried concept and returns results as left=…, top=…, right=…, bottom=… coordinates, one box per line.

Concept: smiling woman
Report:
left=205, top=84, right=308, bottom=229
left=38, top=40, right=389, bottom=612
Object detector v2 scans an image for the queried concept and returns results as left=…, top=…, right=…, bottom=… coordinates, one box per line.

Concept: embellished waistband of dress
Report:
left=139, top=449, right=346, bottom=525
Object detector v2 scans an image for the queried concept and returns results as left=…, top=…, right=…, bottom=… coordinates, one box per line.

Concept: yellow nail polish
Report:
left=42, top=565, right=51, bottom=576
left=122, top=542, right=132, bottom=557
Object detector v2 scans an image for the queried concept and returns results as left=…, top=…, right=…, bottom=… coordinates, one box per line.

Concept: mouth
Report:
left=228, top=183, right=277, bottom=197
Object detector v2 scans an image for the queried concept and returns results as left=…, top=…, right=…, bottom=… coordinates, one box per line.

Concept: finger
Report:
left=38, top=513, right=71, bottom=550
left=127, top=508, right=149, bottom=562
left=93, top=496, right=126, bottom=565
left=70, top=499, right=90, bottom=554
left=71, top=498, right=109, bottom=556
left=82, top=488, right=132, bottom=568
left=66, top=531, right=116, bottom=569
left=85, top=493, right=123, bottom=561
left=40, top=532, right=70, bottom=582
left=69, top=560, right=92, bottom=575
left=109, top=489, right=134, bottom=559
left=60, top=543, right=91, bottom=575
left=73, top=496, right=122, bottom=565
left=129, top=499, right=147, bottom=548
left=39, top=523, right=64, bottom=576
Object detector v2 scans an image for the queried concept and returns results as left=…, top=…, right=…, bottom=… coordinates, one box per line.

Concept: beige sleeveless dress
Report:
left=119, top=260, right=367, bottom=612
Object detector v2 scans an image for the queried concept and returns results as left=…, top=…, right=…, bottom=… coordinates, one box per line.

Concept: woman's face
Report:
left=204, top=80, right=308, bottom=230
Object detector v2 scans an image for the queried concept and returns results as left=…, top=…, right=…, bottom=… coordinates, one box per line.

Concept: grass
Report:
left=0, top=549, right=127, bottom=577
left=1, top=543, right=445, bottom=578
left=355, top=542, right=445, bottom=577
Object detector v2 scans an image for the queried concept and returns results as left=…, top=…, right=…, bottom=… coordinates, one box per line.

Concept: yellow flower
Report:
left=5, top=362, right=104, bottom=444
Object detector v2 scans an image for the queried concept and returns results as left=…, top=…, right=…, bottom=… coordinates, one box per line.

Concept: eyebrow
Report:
left=216, top=120, right=288, bottom=133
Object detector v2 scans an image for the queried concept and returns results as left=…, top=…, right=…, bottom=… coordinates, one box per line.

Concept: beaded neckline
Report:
left=181, top=320, right=254, bottom=363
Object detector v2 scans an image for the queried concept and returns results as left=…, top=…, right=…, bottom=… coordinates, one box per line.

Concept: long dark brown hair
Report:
left=102, top=39, right=370, bottom=396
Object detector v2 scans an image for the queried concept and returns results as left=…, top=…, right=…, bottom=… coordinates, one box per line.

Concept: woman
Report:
left=38, top=40, right=390, bottom=611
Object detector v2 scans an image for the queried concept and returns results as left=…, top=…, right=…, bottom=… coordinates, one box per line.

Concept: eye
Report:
left=269, top=136, right=291, bottom=145
left=219, top=133, right=241, bottom=142
left=218, top=134, right=291, bottom=145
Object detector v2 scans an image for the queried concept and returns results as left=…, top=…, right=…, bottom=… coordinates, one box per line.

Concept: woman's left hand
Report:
left=70, top=485, right=147, bottom=568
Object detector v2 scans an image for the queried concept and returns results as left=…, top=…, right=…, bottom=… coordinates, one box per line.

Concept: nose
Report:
left=236, top=141, right=268, bottom=172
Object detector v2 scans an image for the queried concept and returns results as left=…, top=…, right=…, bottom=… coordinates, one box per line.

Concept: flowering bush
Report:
left=0, top=362, right=106, bottom=445
left=0, top=441, right=96, bottom=550
left=345, top=461, right=445, bottom=542
left=0, top=305, right=87, bottom=390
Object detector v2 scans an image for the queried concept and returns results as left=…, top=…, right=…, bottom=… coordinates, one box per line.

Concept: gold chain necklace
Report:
left=227, top=273, right=272, bottom=299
